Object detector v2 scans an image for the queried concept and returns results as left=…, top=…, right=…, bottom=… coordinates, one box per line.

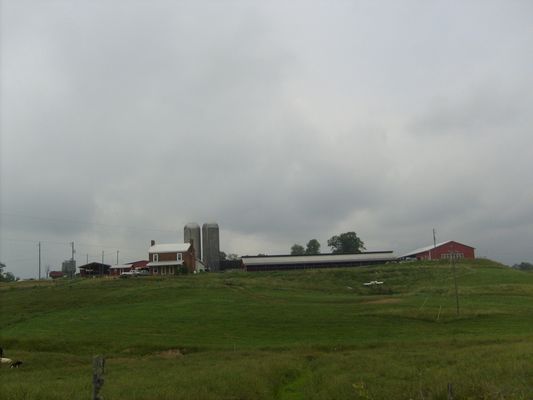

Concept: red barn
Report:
left=49, top=271, right=65, bottom=279
left=401, top=241, right=475, bottom=261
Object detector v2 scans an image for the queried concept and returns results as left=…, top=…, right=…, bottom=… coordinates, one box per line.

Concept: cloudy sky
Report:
left=1, top=1, right=532, bottom=278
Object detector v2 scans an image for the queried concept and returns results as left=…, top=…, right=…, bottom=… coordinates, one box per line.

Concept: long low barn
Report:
left=242, top=251, right=396, bottom=272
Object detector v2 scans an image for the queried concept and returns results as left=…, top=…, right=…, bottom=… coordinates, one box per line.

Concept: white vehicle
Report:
left=120, top=269, right=150, bottom=278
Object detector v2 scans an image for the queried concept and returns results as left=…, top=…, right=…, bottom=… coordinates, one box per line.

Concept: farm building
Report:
left=48, top=271, right=64, bottom=279
left=79, top=262, right=111, bottom=277
left=109, top=264, right=132, bottom=276
left=128, top=260, right=149, bottom=270
left=400, top=240, right=475, bottom=261
left=241, top=251, right=396, bottom=272
left=147, top=240, right=197, bottom=275
left=109, top=260, right=149, bottom=277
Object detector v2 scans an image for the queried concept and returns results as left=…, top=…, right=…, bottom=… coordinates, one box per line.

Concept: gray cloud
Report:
left=2, top=1, right=533, bottom=277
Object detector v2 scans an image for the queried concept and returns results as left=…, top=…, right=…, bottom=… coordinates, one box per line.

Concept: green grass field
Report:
left=1, top=259, right=532, bottom=399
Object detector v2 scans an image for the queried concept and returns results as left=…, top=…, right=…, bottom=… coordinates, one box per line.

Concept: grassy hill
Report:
left=1, top=259, right=532, bottom=399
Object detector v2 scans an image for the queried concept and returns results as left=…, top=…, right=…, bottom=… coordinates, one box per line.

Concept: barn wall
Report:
left=417, top=241, right=475, bottom=260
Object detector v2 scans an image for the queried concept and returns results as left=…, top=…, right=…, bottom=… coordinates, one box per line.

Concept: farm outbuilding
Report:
left=241, top=251, right=396, bottom=272
left=48, top=271, right=64, bottom=279
left=400, top=240, right=475, bottom=261
left=79, top=262, right=111, bottom=277
left=109, top=264, right=132, bottom=277
left=109, top=260, right=149, bottom=277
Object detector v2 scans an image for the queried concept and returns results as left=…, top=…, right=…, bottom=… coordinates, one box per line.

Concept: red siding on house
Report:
left=414, top=241, right=475, bottom=260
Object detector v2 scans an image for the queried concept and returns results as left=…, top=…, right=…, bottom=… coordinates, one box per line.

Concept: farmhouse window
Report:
left=154, top=253, right=159, bottom=262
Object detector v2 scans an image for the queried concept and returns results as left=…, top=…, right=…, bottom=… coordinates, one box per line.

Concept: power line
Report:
left=0, top=237, right=145, bottom=252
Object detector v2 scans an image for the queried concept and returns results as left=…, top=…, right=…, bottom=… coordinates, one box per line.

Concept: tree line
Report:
left=0, top=262, right=17, bottom=282
left=290, top=232, right=365, bottom=255
left=512, top=262, right=533, bottom=271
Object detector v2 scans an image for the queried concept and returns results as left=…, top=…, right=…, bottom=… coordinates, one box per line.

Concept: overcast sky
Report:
left=1, top=1, right=532, bottom=278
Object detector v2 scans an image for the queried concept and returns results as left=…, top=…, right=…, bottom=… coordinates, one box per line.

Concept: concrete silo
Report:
left=184, top=223, right=201, bottom=260
left=202, top=222, right=220, bottom=272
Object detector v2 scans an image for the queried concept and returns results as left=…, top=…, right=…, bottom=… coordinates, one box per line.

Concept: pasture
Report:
left=1, top=259, right=532, bottom=399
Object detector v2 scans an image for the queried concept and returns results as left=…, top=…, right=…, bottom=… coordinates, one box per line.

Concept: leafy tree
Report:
left=219, top=251, right=227, bottom=261
left=0, top=262, right=17, bottom=282
left=327, top=232, right=365, bottom=254
left=2, top=272, right=16, bottom=282
left=305, top=239, right=321, bottom=255
left=290, top=244, right=305, bottom=255
left=512, top=262, right=533, bottom=271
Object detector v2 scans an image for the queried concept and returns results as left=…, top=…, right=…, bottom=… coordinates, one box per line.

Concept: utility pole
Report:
left=38, top=242, right=41, bottom=280
left=86, top=254, right=89, bottom=264
left=71, top=242, right=76, bottom=261
left=430, top=228, right=437, bottom=261
left=116, top=250, right=119, bottom=265
left=101, top=251, right=104, bottom=276
left=451, top=244, right=460, bottom=316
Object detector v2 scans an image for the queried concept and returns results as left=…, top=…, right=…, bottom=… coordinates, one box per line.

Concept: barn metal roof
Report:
left=149, top=243, right=191, bottom=253
left=241, top=252, right=395, bottom=266
left=109, top=264, right=131, bottom=269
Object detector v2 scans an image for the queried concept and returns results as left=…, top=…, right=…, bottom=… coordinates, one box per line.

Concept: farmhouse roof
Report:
left=149, top=243, right=191, bottom=253
left=147, top=260, right=184, bottom=267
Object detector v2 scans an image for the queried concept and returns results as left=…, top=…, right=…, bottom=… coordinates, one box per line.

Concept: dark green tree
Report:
left=327, top=232, right=365, bottom=254
left=290, top=244, right=305, bottom=255
left=3, top=272, right=16, bottom=282
left=305, top=239, right=321, bottom=255
left=512, top=262, right=533, bottom=271
left=0, top=262, right=16, bottom=282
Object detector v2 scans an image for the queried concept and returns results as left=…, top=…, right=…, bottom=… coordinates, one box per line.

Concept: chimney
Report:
left=150, top=240, right=155, bottom=246
left=189, top=239, right=196, bottom=261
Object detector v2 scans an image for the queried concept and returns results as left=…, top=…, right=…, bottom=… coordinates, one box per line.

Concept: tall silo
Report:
left=202, top=222, right=220, bottom=272
left=184, top=223, right=201, bottom=260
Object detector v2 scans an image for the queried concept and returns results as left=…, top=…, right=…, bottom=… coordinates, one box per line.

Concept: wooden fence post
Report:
left=447, top=383, right=454, bottom=400
left=92, top=355, right=105, bottom=400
